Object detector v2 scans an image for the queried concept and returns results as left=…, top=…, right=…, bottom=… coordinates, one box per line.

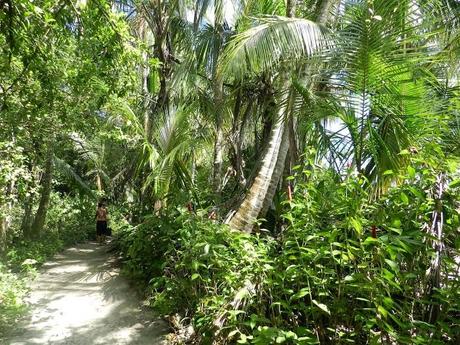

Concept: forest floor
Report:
left=3, top=241, right=168, bottom=345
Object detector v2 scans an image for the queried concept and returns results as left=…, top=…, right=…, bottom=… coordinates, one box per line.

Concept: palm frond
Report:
left=219, top=15, right=328, bottom=78
left=53, top=156, right=95, bottom=196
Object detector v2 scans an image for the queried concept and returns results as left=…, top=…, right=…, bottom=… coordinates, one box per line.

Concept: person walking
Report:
left=95, top=202, right=108, bottom=244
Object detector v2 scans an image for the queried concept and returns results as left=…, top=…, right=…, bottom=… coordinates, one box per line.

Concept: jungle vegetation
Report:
left=1, top=0, right=459, bottom=343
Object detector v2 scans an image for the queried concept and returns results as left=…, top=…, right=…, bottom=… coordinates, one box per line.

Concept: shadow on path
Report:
left=3, top=242, right=168, bottom=345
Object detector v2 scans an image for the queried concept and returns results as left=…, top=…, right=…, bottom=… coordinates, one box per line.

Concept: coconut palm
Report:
left=220, top=1, right=332, bottom=232
left=219, top=0, right=458, bottom=231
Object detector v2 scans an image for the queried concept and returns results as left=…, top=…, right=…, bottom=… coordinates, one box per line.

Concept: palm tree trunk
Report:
left=424, top=173, right=445, bottom=324
left=30, top=142, right=54, bottom=238
left=212, top=1, right=225, bottom=198
left=226, top=0, right=335, bottom=232
left=140, top=22, right=152, bottom=139
left=212, top=76, right=225, bottom=196
left=226, top=0, right=298, bottom=232
left=96, top=172, right=103, bottom=193
left=317, top=0, right=338, bottom=24
left=235, top=102, right=252, bottom=186
left=227, top=83, right=293, bottom=232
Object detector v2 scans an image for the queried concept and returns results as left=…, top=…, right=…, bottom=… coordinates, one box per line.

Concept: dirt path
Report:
left=4, top=242, right=168, bottom=345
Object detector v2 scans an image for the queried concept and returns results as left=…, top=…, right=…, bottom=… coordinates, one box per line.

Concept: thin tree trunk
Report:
left=0, top=216, right=6, bottom=253
left=212, top=76, right=225, bottom=196
left=96, top=173, right=103, bottom=193
left=424, top=173, right=445, bottom=324
left=140, top=22, right=152, bottom=138
left=21, top=194, right=34, bottom=236
left=235, top=102, right=252, bottom=186
left=21, top=158, right=35, bottom=236
left=30, top=142, right=54, bottom=238
left=141, top=1, right=172, bottom=135
left=1, top=164, right=17, bottom=249
left=212, top=0, right=225, bottom=198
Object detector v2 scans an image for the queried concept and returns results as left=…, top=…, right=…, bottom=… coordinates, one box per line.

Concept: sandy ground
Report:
left=4, top=242, right=168, bottom=345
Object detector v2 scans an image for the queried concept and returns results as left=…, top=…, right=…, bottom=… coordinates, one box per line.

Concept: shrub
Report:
left=0, top=262, right=28, bottom=335
left=122, top=162, right=460, bottom=344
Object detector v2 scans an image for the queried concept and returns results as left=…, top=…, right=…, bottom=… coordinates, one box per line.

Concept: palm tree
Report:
left=221, top=1, right=332, bottom=232
left=220, top=0, right=457, bottom=232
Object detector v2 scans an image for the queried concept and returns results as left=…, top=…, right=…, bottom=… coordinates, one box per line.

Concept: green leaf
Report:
left=290, top=288, right=310, bottom=300
left=363, top=237, right=379, bottom=245
left=407, top=166, right=416, bottom=178
left=350, top=217, right=363, bottom=235
left=312, top=300, right=330, bottom=314
left=449, top=179, right=460, bottom=189
left=384, top=259, right=399, bottom=272
left=377, top=305, right=388, bottom=318
left=400, top=192, right=409, bottom=205
left=276, top=336, right=286, bottom=343
left=220, top=16, right=326, bottom=77
left=228, top=330, right=239, bottom=338
left=238, top=334, right=248, bottom=344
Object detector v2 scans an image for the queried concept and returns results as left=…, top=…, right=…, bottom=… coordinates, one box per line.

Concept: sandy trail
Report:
left=4, top=242, right=168, bottom=345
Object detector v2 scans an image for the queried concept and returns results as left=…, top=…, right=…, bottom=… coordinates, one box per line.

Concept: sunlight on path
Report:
left=5, top=242, right=167, bottom=345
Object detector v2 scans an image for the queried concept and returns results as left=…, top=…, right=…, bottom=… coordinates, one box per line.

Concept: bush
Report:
left=116, top=211, right=183, bottom=283
left=0, top=262, right=28, bottom=335
left=118, top=161, right=460, bottom=344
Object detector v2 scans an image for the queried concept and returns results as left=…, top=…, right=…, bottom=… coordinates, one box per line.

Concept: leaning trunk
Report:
left=226, top=0, right=299, bottom=232
left=30, top=143, right=54, bottom=238
left=227, top=82, right=292, bottom=232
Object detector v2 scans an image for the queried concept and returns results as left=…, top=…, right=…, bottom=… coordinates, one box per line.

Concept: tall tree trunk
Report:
left=227, top=81, right=293, bottom=232
left=0, top=216, right=6, bottom=253
left=211, top=1, right=225, bottom=198
left=424, top=173, right=445, bottom=324
left=1, top=168, right=17, bottom=250
left=21, top=194, right=34, bottom=236
left=212, top=75, right=225, bottom=196
left=21, top=159, right=35, bottom=236
left=30, top=142, right=54, bottom=238
left=317, top=0, right=338, bottom=24
left=140, top=22, right=152, bottom=138
left=227, top=0, right=335, bottom=232
left=235, top=102, right=252, bottom=186
left=142, top=0, right=172, bottom=135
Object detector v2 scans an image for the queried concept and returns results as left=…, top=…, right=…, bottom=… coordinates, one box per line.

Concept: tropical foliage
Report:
left=1, top=0, right=459, bottom=343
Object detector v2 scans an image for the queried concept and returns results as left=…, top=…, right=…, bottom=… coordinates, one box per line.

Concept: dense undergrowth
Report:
left=0, top=195, right=95, bottom=335
left=117, top=159, right=460, bottom=344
